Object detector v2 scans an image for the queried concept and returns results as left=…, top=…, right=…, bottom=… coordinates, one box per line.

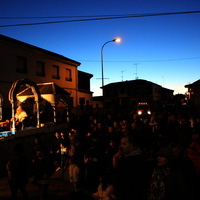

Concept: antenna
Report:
left=134, top=63, right=139, bottom=79
left=121, top=70, right=126, bottom=81
left=162, top=76, right=165, bottom=87
left=96, top=77, right=109, bottom=82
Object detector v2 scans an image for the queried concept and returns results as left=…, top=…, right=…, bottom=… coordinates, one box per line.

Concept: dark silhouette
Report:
left=6, top=143, right=30, bottom=200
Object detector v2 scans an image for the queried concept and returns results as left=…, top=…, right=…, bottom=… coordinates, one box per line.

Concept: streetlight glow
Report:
left=113, top=38, right=121, bottom=43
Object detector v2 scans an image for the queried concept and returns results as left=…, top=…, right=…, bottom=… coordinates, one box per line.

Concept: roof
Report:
left=103, top=79, right=159, bottom=87
left=78, top=70, right=93, bottom=78
left=185, top=79, right=200, bottom=88
left=0, top=34, right=81, bottom=66
left=18, top=82, right=70, bottom=96
left=103, top=79, right=174, bottom=91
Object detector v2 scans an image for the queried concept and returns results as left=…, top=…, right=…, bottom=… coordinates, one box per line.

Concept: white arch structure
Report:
left=0, top=92, right=3, bottom=121
left=8, top=78, right=41, bottom=132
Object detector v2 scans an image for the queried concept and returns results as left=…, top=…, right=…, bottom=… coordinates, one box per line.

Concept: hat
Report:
left=157, top=147, right=174, bottom=160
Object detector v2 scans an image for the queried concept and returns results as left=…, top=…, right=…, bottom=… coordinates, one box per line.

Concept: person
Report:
left=102, top=137, right=120, bottom=182
left=148, top=146, right=194, bottom=200
left=6, top=143, right=30, bottom=200
left=165, top=114, right=180, bottom=146
left=67, top=130, right=84, bottom=166
left=187, top=130, right=200, bottom=199
left=12, top=105, right=28, bottom=130
left=169, top=143, right=196, bottom=198
left=64, top=156, right=80, bottom=199
left=111, top=134, right=148, bottom=200
left=50, top=132, right=62, bottom=171
left=14, top=105, right=27, bottom=122
left=33, top=135, right=47, bottom=155
left=32, top=147, right=55, bottom=200
left=92, top=174, right=113, bottom=200
left=60, top=142, right=68, bottom=172
left=32, top=135, right=49, bottom=185
left=187, top=130, right=200, bottom=174
left=60, top=131, right=69, bottom=147
left=175, top=116, right=193, bottom=148
left=149, top=112, right=158, bottom=133
left=81, top=133, right=103, bottom=195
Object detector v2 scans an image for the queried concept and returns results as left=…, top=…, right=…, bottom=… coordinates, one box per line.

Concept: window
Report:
left=52, top=65, right=60, bottom=79
left=79, top=97, right=85, bottom=105
left=16, top=56, right=27, bottom=73
left=36, top=61, right=45, bottom=76
left=70, top=97, right=74, bottom=108
left=120, top=87, right=126, bottom=94
left=65, top=68, right=72, bottom=81
left=155, top=87, right=161, bottom=93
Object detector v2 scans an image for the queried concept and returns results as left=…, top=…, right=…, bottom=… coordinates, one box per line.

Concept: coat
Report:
left=113, top=151, right=148, bottom=200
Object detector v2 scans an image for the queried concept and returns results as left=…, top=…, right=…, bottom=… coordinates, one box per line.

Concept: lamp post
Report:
left=101, top=38, right=121, bottom=112
left=101, top=38, right=121, bottom=94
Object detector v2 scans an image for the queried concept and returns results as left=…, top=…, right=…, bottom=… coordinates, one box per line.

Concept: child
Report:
left=60, top=142, right=67, bottom=172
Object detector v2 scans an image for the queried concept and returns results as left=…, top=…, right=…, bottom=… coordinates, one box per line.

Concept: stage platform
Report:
left=0, top=131, right=15, bottom=137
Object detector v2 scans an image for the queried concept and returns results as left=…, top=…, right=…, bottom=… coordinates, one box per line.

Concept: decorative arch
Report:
left=8, top=78, right=41, bottom=131
left=0, top=92, right=3, bottom=121
left=58, top=95, right=70, bottom=122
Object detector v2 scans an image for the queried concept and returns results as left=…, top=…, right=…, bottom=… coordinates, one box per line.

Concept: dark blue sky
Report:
left=1, top=0, right=200, bottom=95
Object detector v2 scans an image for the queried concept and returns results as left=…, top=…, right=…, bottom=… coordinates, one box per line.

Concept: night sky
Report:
left=1, top=0, right=200, bottom=96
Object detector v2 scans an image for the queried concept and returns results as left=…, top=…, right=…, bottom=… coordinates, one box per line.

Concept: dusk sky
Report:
left=1, top=0, right=200, bottom=96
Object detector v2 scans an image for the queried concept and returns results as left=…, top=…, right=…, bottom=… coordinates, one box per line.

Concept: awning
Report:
left=17, top=82, right=70, bottom=105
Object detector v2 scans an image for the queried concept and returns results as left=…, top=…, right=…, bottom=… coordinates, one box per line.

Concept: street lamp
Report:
left=101, top=38, right=121, bottom=94
left=101, top=38, right=121, bottom=113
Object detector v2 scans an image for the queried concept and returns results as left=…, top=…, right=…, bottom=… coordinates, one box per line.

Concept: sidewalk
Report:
left=0, top=170, right=68, bottom=200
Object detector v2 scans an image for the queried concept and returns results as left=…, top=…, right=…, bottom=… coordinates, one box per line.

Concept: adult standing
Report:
left=111, top=134, right=148, bottom=200
left=148, top=147, right=194, bottom=200
left=6, top=143, right=30, bottom=200
left=187, top=130, right=200, bottom=199
left=32, top=148, right=55, bottom=200
left=50, top=132, right=62, bottom=171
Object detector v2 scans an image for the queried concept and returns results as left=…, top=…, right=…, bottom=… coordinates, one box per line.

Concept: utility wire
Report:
left=0, top=10, right=200, bottom=27
left=77, top=56, right=200, bottom=63
left=0, top=14, right=135, bottom=19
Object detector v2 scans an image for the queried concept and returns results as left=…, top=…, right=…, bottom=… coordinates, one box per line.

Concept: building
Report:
left=78, top=70, right=93, bottom=105
left=0, top=34, right=93, bottom=120
left=93, top=79, right=174, bottom=113
left=185, top=79, right=200, bottom=113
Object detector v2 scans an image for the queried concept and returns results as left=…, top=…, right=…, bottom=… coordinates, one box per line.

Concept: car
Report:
left=137, top=102, right=151, bottom=116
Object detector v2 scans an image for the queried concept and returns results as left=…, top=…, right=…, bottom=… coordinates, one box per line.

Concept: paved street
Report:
left=0, top=170, right=68, bottom=200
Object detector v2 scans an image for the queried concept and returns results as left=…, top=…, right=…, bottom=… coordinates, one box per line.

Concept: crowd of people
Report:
left=6, top=110, right=200, bottom=200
